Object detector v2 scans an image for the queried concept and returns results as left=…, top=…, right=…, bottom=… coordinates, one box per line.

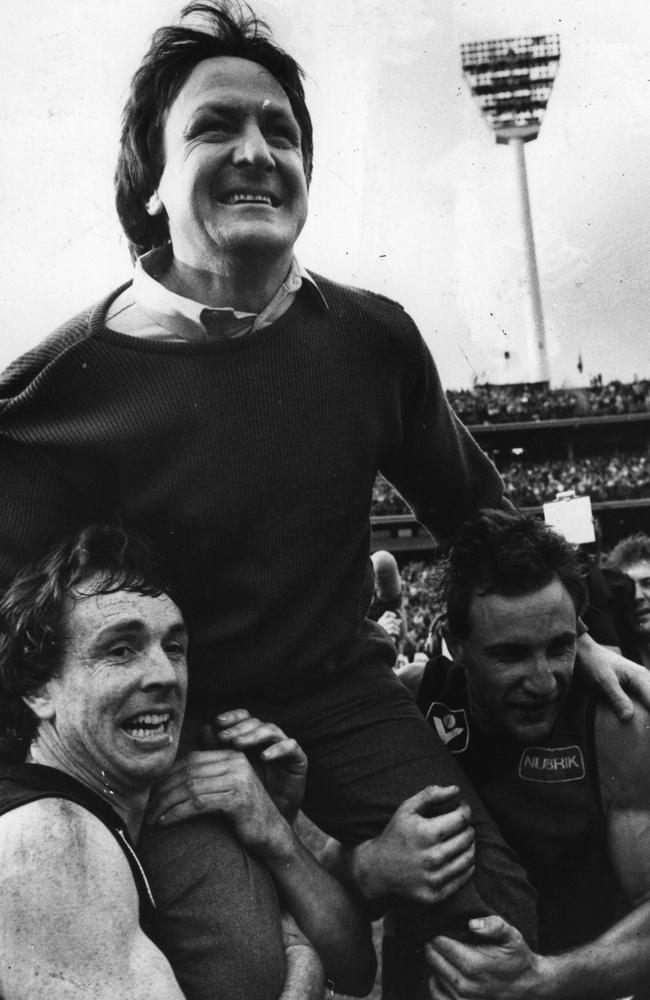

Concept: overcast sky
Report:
left=1, top=0, right=648, bottom=388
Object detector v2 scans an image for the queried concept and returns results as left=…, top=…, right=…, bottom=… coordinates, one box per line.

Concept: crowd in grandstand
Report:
left=447, top=377, right=650, bottom=425
left=501, top=452, right=650, bottom=507
left=399, top=560, right=444, bottom=659
left=372, top=449, right=650, bottom=516
left=374, top=377, right=650, bottom=654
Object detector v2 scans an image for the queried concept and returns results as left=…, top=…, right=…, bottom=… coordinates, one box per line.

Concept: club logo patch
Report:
left=518, top=745, right=585, bottom=783
left=425, top=702, right=469, bottom=753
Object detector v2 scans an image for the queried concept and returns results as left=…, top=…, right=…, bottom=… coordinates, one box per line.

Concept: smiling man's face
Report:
left=39, top=583, right=188, bottom=792
left=148, top=56, right=309, bottom=270
left=448, top=576, right=577, bottom=744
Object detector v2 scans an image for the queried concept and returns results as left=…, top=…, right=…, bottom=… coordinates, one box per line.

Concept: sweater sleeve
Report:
left=0, top=437, right=88, bottom=585
left=380, top=321, right=505, bottom=548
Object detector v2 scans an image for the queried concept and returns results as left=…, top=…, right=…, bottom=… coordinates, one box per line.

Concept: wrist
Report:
left=255, top=815, right=299, bottom=866
left=523, top=953, right=560, bottom=1000
left=279, top=941, right=325, bottom=1000
left=349, top=837, right=390, bottom=902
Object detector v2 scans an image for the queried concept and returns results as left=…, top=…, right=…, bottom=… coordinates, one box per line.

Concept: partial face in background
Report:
left=448, top=576, right=577, bottom=743
left=31, top=583, right=188, bottom=791
left=148, top=56, right=309, bottom=268
left=620, top=559, right=650, bottom=637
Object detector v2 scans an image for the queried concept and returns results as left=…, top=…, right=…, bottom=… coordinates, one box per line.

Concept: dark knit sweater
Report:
left=0, top=274, right=503, bottom=703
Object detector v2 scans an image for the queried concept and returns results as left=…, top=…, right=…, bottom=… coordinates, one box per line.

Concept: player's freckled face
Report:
left=37, top=584, right=189, bottom=792
left=149, top=56, right=309, bottom=267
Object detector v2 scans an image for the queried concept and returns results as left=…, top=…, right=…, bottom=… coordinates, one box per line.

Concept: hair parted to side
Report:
left=607, top=532, right=650, bottom=572
left=0, top=525, right=175, bottom=759
left=115, top=0, right=313, bottom=260
left=442, top=509, right=588, bottom=639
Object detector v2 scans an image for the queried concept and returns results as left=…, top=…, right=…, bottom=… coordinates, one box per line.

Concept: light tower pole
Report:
left=460, top=35, right=560, bottom=385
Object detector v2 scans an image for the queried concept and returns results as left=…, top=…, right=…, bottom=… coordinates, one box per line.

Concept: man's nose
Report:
left=141, top=646, right=183, bottom=689
left=232, top=122, right=274, bottom=170
left=523, top=656, right=557, bottom=697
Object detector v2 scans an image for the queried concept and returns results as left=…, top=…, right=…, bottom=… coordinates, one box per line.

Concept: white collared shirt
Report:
left=105, top=245, right=324, bottom=342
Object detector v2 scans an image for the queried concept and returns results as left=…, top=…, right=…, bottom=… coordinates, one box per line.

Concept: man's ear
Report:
left=22, top=683, right=56, bottom=722
left=145, top=191, right=164, bottom=217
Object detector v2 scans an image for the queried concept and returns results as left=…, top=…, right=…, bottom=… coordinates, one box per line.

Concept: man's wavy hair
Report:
left=115, top=0, right=313, bottom=259
left=441, top=509, right=588, bottom=639
left=607, top=532, right=650, bottom=572
left=0, top=525, right=174, bottom=760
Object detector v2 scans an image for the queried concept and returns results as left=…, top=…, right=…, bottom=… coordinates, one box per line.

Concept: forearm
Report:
left=278, top=939, right=325, bottom=1000
left=575, top=631, right=650, bottom=719
left=258, top=820, right=376, bottom=996
left=325, top=788, right=537, bottom=949
left=527, top=902, right=650, bottom=1000
left=320, top=836, right=394, bottom=914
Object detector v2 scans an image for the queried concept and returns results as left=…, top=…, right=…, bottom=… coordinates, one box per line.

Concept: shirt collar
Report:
left=133, top=245, right=326, bottom=342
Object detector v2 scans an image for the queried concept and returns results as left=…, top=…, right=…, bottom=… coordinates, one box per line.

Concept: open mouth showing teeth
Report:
left=219, top=191, right=278, bottom=206
left=122, top=712, right=171, bottom=739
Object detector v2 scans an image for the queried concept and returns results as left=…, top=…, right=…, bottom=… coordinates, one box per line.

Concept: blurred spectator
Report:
left=368, top=550, right=406, bottom=654
left=607, top=534, right=650, bottom=668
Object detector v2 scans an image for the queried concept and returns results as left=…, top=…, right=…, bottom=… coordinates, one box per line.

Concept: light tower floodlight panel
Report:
left=461, top=34, right=560, bottom=143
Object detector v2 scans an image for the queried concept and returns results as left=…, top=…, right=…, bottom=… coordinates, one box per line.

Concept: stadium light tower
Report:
left=461, top=34, right=561, bottom=385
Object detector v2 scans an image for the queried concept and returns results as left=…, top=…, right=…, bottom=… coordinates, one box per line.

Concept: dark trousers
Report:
left=250, top=661, right=536, bottom=934
left=141, top=659, right=537, bottom=1000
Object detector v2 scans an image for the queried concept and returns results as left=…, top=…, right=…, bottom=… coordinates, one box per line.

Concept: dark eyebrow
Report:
left=165, top=623, right=190, bottom=643
left=88, top=620, right=147, bottom=654
left=95, top=619, right=147, bottom=638
left=485, top=629, right=576, bottom=657
left=186, top=100, right=299, bottom=130
left=484, top=641, right=528, bottom=656
left=188, top=100, right=240, bottom=118
left=89, top=617, right=187, bottom=653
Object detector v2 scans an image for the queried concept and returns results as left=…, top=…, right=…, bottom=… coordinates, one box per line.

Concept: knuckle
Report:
left=426, top=867, right=443, bottom=886
left=423, top=850, right=441, bottom=872
left=459, top=802, right=472, bottom=822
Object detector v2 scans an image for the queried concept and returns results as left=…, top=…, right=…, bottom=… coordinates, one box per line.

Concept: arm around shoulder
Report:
left=597, top=697, right=650, bottom=907
left=425, top=703, right=650, bottom=1000
left=0, top=798, right=184, bottom=1000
